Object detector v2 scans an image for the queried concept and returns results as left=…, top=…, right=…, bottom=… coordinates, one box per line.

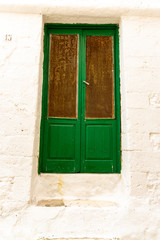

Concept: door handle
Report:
left=83, top=81, right=90, bottom=86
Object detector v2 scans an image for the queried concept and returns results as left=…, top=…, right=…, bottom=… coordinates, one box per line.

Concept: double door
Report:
left=39, top=26, right=120, bottom=173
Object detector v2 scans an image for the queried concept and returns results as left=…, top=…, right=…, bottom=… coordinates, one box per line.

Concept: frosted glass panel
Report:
left=85, top=36, right=114, bottom=118
left=48, top=34, right=78, bottom=118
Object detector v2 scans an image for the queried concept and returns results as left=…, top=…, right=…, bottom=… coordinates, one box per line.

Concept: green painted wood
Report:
left=38, top=25, right=49, bottom=174
left=39, top=24, right=121, bottom=174
left=48, top=124, right=76, bottom=159
left=115, top=27, right=121, bottom=173
left=85, top=125, right=113, bottom=160
left=39, top=28, right=81, bottom=173
left=46, top=159, right=76, bottom=173
left=80, top=29, right=118, bottom=173
left=83, top=160, right=114, bottom=173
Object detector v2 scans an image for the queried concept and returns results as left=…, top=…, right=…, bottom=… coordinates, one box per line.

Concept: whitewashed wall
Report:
left=0, top=2, right=160, bottom=239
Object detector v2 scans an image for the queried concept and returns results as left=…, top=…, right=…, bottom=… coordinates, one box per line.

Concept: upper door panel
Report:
left=48, top=34, right=79, bottom=118
left=85, top=35, right=114, bottom=119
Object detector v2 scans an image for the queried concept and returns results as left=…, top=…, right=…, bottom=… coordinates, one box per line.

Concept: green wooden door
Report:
left=39, top=25, right=120, bottom=173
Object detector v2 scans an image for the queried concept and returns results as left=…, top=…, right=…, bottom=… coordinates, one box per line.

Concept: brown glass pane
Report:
left=48, top=34, right=78, bottom=118
left=85, top=36, right=114, bottom=118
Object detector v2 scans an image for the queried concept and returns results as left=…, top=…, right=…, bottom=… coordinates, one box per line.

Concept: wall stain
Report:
left=58, top=175, right=64, bottom=197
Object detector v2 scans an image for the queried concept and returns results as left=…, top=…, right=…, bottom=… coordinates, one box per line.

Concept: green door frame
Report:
left=39, top=24, right=121, bottom=174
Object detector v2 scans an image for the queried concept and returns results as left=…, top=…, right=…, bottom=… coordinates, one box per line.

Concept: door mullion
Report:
left=76, top=30, right=83, bottom=172
left=80, top=31, right=86, bottom=172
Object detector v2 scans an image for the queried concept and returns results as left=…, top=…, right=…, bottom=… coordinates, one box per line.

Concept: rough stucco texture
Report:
left=0, top=10, right=160, bottom=240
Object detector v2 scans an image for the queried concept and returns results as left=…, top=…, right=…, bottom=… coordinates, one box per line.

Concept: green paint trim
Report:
left=38, top=25, right=49, bottom=173
left=113, top=27, right=121, bottom=173
left=46, top=23, right=118, bottom=30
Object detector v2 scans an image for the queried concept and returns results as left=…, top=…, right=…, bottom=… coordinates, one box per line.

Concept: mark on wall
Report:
left=149, top=133, right=160, bottom=151
left=58, top=175, right=64, bottom=197
left=149, top=93, right=160, bottom=108
left=5, top=34, right=12, bottom=41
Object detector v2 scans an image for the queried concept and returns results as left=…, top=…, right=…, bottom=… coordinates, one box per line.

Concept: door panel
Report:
left=85, top=124, right=113, bottom=160
left=48, top=124, right=76, bottom=159
left=44, top=119, right=80, bottom=173
left=85, top=35, right=114, bottom=119
left=48, top=34, right=78, bottom=118
left=81, top=31, right=116, bottom=173
left=45, top=121, right=80, bottom=173
left=43, top=31, right=81, bottom=173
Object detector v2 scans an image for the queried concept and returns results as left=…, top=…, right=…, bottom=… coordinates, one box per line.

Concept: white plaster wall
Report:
left=0, top=4, right=160, bottom=240
left=0, top=12, right=43, bottom=238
